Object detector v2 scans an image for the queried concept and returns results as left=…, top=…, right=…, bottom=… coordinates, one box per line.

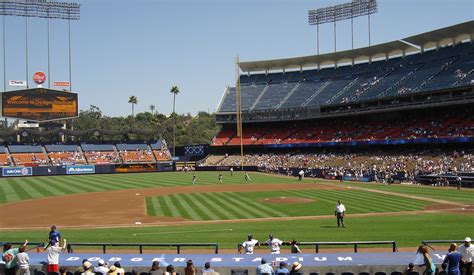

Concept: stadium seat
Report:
left=342, top=273, right=354, bottom=275
left=407, top=272, right=419, bottom=275
left=391, top=272, right=403, bottom=275
left=359, top=273, right=370, bottom=275
left=309, top=273, right=320, bottom=275
left=375, top=272, right=387, bottom=275
left=325, top=273, right=336, bottom=275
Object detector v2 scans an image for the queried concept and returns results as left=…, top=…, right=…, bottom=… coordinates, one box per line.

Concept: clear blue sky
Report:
left=1, top=0, right=473, bottom=117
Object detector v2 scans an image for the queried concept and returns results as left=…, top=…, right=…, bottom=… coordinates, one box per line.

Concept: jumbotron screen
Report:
left=1, top=88, right=78, bottom=121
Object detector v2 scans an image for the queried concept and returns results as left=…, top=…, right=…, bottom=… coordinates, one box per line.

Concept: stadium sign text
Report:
left=66, top=165, right=96, bottom=175
left=2, top=167, right=33, bottom=177
left=8, top=80, right=27, bottom=86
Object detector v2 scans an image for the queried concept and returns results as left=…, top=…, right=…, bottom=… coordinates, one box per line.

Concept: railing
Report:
left=237, top=240, right=397, bottom=253
left=66, top=242, right=219, bottom=254
left=421, top=240, right=465, bottom=246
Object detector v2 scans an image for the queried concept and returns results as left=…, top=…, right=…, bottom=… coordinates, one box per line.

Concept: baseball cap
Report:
left=98, top=259, right=105, bottom=266
left=464, top=237, right=471, bottom=242
left=83, top=261, right=92, bottom=269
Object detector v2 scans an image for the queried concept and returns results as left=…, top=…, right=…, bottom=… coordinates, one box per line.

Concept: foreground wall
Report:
left=3, top=252, right=448, bottom=275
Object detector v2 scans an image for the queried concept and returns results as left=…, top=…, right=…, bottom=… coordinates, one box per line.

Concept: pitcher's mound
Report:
left=261, top=197, right=315, bottom=204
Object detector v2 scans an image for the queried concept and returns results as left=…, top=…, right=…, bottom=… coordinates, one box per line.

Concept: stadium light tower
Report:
left=308, top=0, right=377, bottom=54
left=0, top=0, right=80, bottom=92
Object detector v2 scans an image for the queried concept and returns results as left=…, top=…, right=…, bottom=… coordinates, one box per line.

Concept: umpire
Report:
left=335, top=200, right=346, bottom=228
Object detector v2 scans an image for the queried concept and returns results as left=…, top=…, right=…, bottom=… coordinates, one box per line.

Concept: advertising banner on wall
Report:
left=66, top=165, right=95, bottom=175
left=2, top=167, right=33, bottom=177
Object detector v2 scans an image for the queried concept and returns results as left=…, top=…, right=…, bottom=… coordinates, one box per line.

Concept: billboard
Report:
left=2, top=167, right=33, bottom=177
left=1, top=88, right=78, bottom=121
left=66, top=165, right=95, bottom=175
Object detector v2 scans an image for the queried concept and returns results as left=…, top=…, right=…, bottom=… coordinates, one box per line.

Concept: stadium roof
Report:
left=238, top=20, right=474, bottom=73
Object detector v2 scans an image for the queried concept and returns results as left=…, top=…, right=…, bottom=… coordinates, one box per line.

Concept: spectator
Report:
left=256, top=258, right=273, bottom=275
left=46, top=238, right=67, bottom=274
left=290, top=240, right=301, bottom=254
left=94, top=259, right=109, bottom=275
left=113, top=262, right=125, bottom=274
left=81, top=261, right=94, bottom=275
left=165, top=265, right=177, bottom=275
left=74, top=259, right=89, bottom=275
left=275, top=262, right=289, bottom=274
left=403, top=263, right=417, bottom=275
left=290, top=262, right=303, bottom=275
left=185, top=260, right=197, bottom=275
left=417, top=245, right=436, bottom=275
left=150, top=260, right=162, bottom=275
left=201, top=262, right=215, bottom=274
left=15, top=245, right=30, bottom=275
left=458, top=237, right=472, bottom=275
left=59, top=266, right=69, bottom=275
left=2, top=240, right=28, bottom=275
left=107, top=265, right=118, bottom=275
left=442, top=243, right=462, bottom=275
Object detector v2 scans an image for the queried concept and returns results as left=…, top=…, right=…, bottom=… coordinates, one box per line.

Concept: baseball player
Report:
left=192, top=173, right=197, bottom=185
left=239, top=234, right=259, bottom=254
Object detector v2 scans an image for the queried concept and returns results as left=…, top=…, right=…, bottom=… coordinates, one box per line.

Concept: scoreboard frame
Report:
left=1, top=88, right=78, bottom=122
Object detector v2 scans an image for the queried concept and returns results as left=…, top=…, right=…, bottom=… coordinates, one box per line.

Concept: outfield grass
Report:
left=330, top=181, right=474, bottom=204
left=146, top=189, right=430, bottom=220
left=1, top=214, right=472, bottom=249
left=0, top=172, right=292, bottom=204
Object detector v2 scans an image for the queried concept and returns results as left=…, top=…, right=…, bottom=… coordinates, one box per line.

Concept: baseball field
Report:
left=0, top=171, right=473, bottom=252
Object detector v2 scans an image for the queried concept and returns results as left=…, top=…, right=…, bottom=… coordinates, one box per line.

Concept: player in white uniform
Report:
left=264, top=234, right=284, bottom=254
left=239, top=234, right=259, bottom=254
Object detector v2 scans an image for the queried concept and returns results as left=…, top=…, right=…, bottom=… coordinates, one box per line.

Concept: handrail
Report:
left=236, top=240, right=397, bottom=253
left=66, top=242, right=219, bottom=254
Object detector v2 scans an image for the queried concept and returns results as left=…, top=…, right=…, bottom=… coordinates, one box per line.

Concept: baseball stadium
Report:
left=0, top=1, right=473, bottom=275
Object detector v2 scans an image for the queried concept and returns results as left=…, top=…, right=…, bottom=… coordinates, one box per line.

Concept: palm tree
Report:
left=170, top=86, right=180, bottom=157
left=149, top=104, right=156, bottom=115
left=128, top=96, right=138, bottom=117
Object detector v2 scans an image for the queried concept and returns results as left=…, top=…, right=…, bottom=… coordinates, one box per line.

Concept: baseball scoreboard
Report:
left=1, top=88, right=78, bottom=122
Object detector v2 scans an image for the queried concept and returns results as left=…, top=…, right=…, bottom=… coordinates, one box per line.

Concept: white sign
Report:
left=18, top=123, right=40, bottom=128
left=9, top=80, right=27, bottom=86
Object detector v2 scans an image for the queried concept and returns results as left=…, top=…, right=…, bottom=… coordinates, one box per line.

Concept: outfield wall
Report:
left=0, top=162, right=173, bottom=177
left=2, top=252, right=449, bottom=275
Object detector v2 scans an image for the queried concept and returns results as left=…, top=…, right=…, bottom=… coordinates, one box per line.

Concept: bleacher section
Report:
left=212, top=108, right=474, bottom=146
left=8, top=145, right=49, bottom=166
left=116, top=143, right=155, bottom=163
left=218, top=42, right=474, bottom=113
left=44, top=144, right=86, bottom=165
left=150, top=141, right=172, bottom=161
left=0, top=145, right=11, bottom=166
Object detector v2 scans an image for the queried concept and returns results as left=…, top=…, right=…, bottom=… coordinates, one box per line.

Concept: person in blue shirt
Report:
left=48, top=225, right=61, bottom=246
left=275, top=262, right=289, bottom=274
left=256, top=258, right=273, bottom=275
left=442, top=243, right=462, bottom=275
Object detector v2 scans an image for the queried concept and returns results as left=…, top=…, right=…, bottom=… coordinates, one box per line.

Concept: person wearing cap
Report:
left=15, top=245, right=30, bottom=275
left=442, top=243, right=462, bottom=275
left=112, top=262, right=125, bottom=275
left=335, top=200, right=346, bottom=228
left=46, top=238, right=67, bottom=274
left=290, top=262, right=303, bottom=275
left=459, top=237, right=473, bottom=275
left=239, top=234, right=260, bottom=254
left=81, top=261, right=94, bottom=275
left=276, top=262, right=289, bottom=274
left=49, top=225, right=62, bottom=246
left=94, top=259, right=109, bottom=275
left=263, top=234, right=285, bottom=254
left=256, top=258, right=273, bottom=275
